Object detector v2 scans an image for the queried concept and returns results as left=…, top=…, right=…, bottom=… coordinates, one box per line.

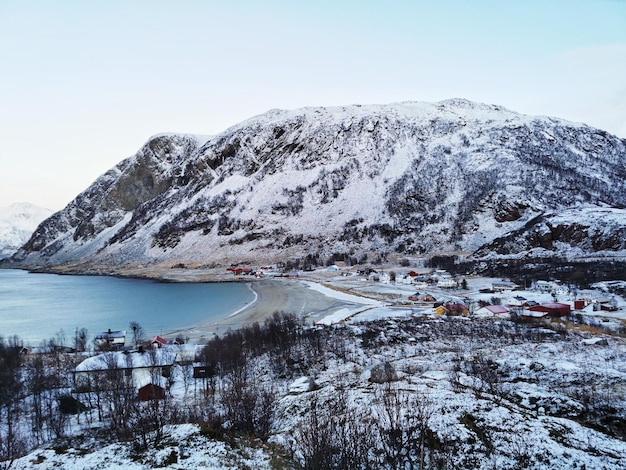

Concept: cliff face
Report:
left=9, top=99, right=626, bottom=271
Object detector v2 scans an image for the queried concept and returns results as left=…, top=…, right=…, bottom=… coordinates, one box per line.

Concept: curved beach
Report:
left=164, top=278, right=368, bottom=343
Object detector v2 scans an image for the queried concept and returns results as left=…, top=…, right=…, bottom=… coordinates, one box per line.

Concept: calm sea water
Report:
left=0, top=269, right=255, bottom=346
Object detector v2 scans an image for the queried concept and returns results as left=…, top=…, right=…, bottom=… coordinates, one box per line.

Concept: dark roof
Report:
left=94, top=330, right=126, bottom=340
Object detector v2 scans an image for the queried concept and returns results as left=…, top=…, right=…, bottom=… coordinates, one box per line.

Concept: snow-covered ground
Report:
left=11, top=424, right=277, bottom=469
left=7, top=271, right=626, bottom=469
left=304, top=271, right=626, bottom=325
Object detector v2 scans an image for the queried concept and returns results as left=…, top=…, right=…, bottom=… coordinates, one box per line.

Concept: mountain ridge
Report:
left=0, top=202, right=53, bottom=259
left=6, top=99, right=626, bottom=273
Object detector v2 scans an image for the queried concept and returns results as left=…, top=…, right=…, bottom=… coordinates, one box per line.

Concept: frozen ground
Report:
left=8, top=272, right=626, bottom=469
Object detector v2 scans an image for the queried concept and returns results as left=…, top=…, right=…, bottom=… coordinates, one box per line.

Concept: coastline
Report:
left=163, top=278, right=373, bottom=343
left=1, top=267, right=375, bottom=346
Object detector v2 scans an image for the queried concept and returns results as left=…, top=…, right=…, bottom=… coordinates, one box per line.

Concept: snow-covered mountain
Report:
left=6, top=99, right=626, bottom=272
left=0, top=203, right=53, bottom=259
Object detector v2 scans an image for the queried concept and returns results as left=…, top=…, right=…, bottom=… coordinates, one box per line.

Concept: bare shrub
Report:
left=373, top=383, right=435, bottom=469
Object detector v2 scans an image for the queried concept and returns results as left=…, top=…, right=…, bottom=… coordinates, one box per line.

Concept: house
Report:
left=436, top=302, right=469, bottom=316
left=492, top=281, right=518, bottom=292
left=227, top=267, right=253, bottom=275
left=596, top=296, right=619, bottom=311
left=94, top=329, right=126, bottom=350
left=528, top=302, right=571, bottom=318
left=437, top=278, right=457, bottom=289
left=574, top=299, right=589, bottom=310
left=508, top=296, right=536, bottom=308
left=137, top=375, right=168, bottom=401
left=519, top=310, right=549, bottom=320
left=173, top=344, right=197, bottom=365
left=403, top=271, right=429, bottom=284
left=193, top=362, right=211, bottom=379
left=138, top=383, right=166, bottom=401
left=600, top=303, right=618, bottom=312
left=73, top=348, right=176, bottom=393
left=148, top=336, right=167, bottom=348
left=475, top=305, right=511, bottom=317
left=535, top=280, right=557, bottom=293
left=409, top=293, right=437, bottom=304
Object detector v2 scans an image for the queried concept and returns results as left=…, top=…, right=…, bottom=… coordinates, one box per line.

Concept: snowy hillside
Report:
left=0, top=202, right=53, bottom=258
left=6, top=306, right=626, bottom=470
left=6, top=99, right=626, bottom=272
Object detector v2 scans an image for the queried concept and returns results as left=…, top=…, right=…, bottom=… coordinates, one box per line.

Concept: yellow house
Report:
left=436, top=303, right=469, bottom=316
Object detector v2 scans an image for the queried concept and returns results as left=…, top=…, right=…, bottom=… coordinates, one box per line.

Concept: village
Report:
left=4, top=264, right=626, bottom=469
left=65, top=265, right=626, bottom=407
left=227, top=263, right=624, bottom=322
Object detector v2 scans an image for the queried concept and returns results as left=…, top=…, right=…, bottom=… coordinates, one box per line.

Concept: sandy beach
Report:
left=164, top=278, right=369, bottom=343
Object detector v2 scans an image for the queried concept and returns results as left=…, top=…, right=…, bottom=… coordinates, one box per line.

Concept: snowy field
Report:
left=6, top=272, right=626, bottom=469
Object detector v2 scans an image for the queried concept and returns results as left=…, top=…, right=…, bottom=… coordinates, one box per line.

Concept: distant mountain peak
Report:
left=0, top=203, right=53, bottom=258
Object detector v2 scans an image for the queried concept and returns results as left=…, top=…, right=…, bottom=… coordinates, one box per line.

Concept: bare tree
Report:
left=98, top=352, right=136, bottom=438
left=0, top=336, right=26, bottom=466
left=374, top=383, right=434, bottom=469
left=293, top=393, right=336, bottom=470
left=129, top=321, right=145, bottom=347
left=74, top=328, right=89, bottom=353
left=293, top=390, right=375, bottom=470
left=219, top=364, right=276, bottom=438
left=129, top=390, right=178, bottom=450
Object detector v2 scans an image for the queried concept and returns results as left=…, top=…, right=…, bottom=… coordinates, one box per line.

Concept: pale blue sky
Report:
left=1, top=0, right=624, bottom=210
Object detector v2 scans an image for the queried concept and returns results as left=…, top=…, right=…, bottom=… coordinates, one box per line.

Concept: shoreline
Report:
left=226, top=282, right=258, bottom=319
left=163, top=278, right=374, bottom=343
left=2, top=268, right=375, bottom=347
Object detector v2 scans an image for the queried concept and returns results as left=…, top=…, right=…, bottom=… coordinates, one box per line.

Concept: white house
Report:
left=94, top=329, right=126, bottom=350
left=535, top=280, right=557, bottom=293
left=74, top=348, right=176, bottom=392
left=475, top=304, right=511, bottom=318
left=492, top=281, right=518, bottom=292
left=437, top=278, right=457, bottom=289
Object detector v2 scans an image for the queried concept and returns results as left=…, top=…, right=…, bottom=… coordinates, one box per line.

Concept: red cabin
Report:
left=528, top=302, right=571, bottom=318
left=138, top=383, right=166, bottom=401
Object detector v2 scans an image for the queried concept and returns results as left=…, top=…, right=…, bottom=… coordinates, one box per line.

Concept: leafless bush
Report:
left=0, top=336, right=26, bottom=465
left=373, top=383, right=435, bottom=469
left=293, top=391, right=375, bottom=470
left=220, top=365, right=277, bottom=438
left=454, top=352, right=507, bottom=400
left=129, top=396, right=179, bottom=450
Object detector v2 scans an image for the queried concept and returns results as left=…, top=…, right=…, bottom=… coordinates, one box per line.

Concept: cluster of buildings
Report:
left=75, top=329, right=194, bottom=401
left=400, top=269, right=460, bottom=289
left=405, top=276, right=620, bottom=320
left=94, top=329, right=184, bottom=352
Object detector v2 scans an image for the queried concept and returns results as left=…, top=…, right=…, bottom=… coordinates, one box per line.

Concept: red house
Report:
left=138, top=383, right=166, bottom=401
left=148, top=336, right=167, bottom=348
left=227, top=267, right=253, bottom=275
left=528, top=302, right=571, bottom=318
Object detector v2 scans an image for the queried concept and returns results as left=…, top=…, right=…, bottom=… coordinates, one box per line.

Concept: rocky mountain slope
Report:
left=0, top=203, right=53, bottom=259
left=6, top=99, right=626, bottom=272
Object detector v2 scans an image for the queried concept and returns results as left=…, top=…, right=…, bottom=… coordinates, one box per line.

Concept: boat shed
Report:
left=528, top=302, right=571, bottom=318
